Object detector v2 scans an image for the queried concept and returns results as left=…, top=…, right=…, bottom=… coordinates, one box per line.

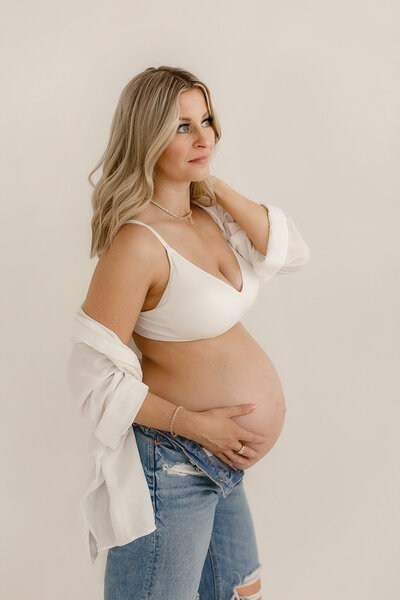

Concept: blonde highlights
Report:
left=87, top=66, right=222, bottom=258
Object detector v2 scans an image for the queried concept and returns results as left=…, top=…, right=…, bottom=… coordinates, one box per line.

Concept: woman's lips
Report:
left=189, top=155, right=208, bottom=164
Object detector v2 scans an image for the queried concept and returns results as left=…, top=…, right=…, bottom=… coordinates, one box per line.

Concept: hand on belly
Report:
left=231, top=403, right=287, bottom=466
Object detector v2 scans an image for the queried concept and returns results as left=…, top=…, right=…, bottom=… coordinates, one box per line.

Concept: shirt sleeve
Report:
left=66, top=324, right=150, bottom=451
left=66, top=307, right=156, bottom=564
left=210, top=201, right=311, bottom=282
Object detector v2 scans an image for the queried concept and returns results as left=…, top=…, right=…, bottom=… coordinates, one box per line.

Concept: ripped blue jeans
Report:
left=103, top=424, right=262, bottom=600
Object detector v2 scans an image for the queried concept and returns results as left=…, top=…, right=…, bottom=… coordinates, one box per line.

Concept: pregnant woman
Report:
left=68, top=66, right=310, bottom=600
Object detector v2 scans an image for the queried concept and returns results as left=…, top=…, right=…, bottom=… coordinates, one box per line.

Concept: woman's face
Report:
left=155, top=88, right=215, bottom=183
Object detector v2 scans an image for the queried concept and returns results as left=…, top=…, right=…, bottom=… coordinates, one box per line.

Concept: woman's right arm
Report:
left=81, top=223, right=201, bottom=437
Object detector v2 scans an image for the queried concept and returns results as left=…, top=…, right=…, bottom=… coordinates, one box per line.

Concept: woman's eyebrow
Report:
left=179, top=111, right=209, bottom=121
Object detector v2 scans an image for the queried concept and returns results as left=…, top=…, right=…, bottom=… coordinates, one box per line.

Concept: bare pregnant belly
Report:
left=133, top=322, right=287, bottom=460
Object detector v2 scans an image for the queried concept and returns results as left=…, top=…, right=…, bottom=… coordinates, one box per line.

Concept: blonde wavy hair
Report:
left=87, top=66, right=222, bottom=258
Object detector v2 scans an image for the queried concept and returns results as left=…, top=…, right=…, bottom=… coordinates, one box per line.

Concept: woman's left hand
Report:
left=231, top=457, right=259, bottom=471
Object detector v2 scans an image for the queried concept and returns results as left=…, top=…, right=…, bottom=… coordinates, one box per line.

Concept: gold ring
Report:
left=237, top=444, right=246, bottom=455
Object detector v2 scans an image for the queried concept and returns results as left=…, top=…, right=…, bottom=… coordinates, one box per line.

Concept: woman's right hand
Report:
left=188, top=404, right=269, bottom=468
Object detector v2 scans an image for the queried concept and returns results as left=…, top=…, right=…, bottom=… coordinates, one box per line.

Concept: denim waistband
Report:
left=133, top=424, right=245, bottom=498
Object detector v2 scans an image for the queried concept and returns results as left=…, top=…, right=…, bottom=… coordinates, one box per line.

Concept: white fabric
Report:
left=194, top=201, right=311, bottom=280
left=125, top=202, right=310, bottom=341
left=66, top=308, right=154, bottom=564
left=123, top=219, right=262, bottom=341
left=66, top=202, right=310, bottom=564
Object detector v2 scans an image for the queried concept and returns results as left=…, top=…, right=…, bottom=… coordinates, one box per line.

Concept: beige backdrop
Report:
left=1, top=0, right=399, bottom=598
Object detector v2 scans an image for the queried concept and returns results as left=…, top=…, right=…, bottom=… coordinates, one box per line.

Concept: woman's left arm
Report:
left=209, top=175, right=311, bottom=282
left=211, top=176, right=270, bottom=256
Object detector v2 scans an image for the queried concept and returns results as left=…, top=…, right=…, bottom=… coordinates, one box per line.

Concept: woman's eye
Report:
left=177, top=117, right=213, bottom=133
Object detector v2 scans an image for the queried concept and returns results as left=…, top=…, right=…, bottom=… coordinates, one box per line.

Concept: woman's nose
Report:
left=195, top=125, right=213, bottom=141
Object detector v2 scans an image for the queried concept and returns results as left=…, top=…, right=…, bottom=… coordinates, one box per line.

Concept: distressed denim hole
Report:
left=162, top=462, right=204, bottom=477
left=231, top=564, right=262, bottom=600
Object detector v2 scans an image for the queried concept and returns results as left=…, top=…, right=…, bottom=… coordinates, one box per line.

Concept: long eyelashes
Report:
left=177, top=117, right=214, bottom=133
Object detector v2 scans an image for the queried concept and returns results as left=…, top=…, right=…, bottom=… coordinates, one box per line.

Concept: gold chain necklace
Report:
left=150, top=199, right=193, bottom=222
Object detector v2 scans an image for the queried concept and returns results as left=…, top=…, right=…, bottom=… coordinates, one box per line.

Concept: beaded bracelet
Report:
left=170, top=405, right=184, bottom=437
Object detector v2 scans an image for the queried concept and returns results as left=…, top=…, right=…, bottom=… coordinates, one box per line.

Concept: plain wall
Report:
left=1, top=0, right=399, bottom=598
